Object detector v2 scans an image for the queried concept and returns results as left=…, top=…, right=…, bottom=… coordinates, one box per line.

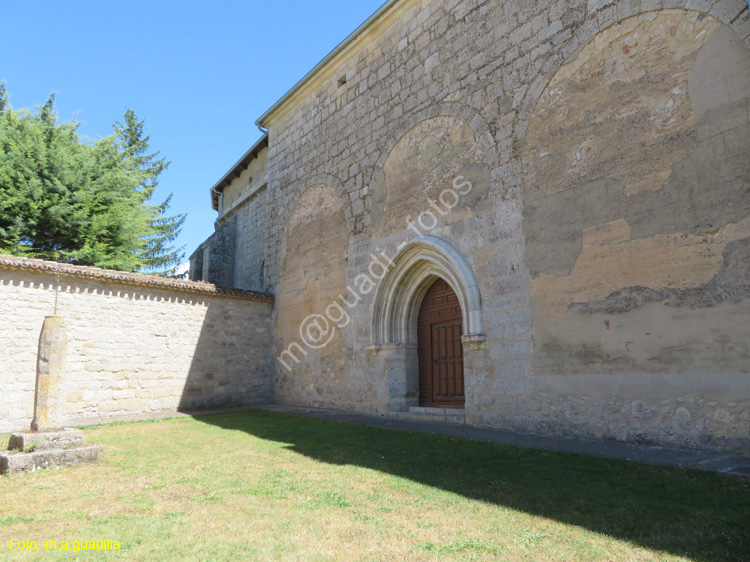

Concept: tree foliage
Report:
left=0, top=84, right=185, bottom=273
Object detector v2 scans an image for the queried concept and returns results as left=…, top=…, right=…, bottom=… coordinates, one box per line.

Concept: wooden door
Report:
left=417, top=278, right=465, bottom=408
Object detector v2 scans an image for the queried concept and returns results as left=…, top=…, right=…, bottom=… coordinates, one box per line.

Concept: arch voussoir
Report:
left=371, top=236, right=484, bottom=346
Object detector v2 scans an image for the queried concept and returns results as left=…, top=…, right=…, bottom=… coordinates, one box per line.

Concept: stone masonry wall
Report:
left=233, top=185, right=269, bottom=292
left=190, top=216, right=237, bottom=287
left=190, top=188, right=269, bottom=292
left=257, top=0, right=749, bottom=453
left=0, top=259, right=274, bottom=433
left=519, top=9, right=750, bottom=451
left=221, top=147, right=269, bottom=212
left=190, top=150, right=270, bottom=292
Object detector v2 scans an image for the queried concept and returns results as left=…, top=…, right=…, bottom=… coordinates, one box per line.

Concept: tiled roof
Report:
left=0, top=254, right=274, bottom=303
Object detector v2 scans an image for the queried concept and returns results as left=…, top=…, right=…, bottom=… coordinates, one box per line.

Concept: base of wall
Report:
left=66, top=404, right=275, bottom=430
left=258, top=404, right=750, bottom=479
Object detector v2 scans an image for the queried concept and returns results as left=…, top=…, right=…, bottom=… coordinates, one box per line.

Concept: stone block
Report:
left=8, top=429, right=84, bottom=452
left=0, top=445, right=103, bottom=475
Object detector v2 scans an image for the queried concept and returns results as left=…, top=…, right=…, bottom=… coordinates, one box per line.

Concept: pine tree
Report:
left=140, top=194, right=186, bottom=273
left=114, top=109, right=186, bottom=273
left=0, top=90, right=90, bottom=262
left=0, top=82, right=8, bottom=113
left=0, top=85, right=185, bottom=272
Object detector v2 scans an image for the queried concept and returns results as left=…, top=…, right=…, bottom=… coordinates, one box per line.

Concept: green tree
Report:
left=115, top=109, right=185, bottom=273
left=0, top=84, right=185, bottom=273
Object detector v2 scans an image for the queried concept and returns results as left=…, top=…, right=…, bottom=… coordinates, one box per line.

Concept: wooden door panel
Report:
left=431, top=321, right=464, bottom=402
left=418, top=279, right=465, bottom=408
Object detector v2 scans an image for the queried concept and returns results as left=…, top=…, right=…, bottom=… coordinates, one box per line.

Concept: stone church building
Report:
left=190, top=0, right=750, bottom=454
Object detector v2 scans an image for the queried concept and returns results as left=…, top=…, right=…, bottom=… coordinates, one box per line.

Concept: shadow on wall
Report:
left=194, top=409, right=749, bottom=562
left=178, top=295, right=274, bottom=413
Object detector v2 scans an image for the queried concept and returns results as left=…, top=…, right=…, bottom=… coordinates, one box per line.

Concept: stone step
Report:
left=0, top=445, right=103, bottom=475
left=391, top=408, right=466, bottom=425
left=409, top=407, right=465, bottom=416
left=8, top=429, right=84, bottom=452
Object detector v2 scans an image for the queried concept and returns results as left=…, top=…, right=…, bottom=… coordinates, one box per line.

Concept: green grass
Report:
left=1, top=410, right=748, bottom=561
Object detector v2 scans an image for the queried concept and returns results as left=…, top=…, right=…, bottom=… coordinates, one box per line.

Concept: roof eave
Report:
left=254, top=0, right=401, bottom=129
left=210, top=133, right=269, bottom=211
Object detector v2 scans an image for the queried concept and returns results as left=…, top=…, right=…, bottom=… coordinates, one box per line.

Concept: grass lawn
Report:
left=1, top=410, right=748, bottom=562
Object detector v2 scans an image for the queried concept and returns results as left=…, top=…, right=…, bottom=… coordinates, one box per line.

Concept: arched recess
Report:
left=369, top=113, right=494, bottom=240
left=273, top=173, right=353, bottom=287
left=370, top=235, right=484, bottom=347
left=514, top=3, right=750, bottom=149
left=521, top=8, right=750, bottom=381
left=369, top=101, right=498, bottom=179
left=274, top=183, right=350, bottom=408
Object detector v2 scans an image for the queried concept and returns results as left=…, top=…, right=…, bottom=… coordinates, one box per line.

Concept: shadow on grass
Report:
left=194, top=409, right=749, bottom=562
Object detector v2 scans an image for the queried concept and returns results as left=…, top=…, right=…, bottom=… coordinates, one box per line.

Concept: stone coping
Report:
left=0, top=254, right=274, bottom=302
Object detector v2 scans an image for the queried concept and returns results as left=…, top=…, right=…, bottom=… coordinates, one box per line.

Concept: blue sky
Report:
left=2, top=0, right=386, bottom=265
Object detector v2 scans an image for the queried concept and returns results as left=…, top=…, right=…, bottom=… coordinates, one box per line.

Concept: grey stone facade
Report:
left=191, top=215, right=236, bottom=288
left=233, top=186, right=269, bottom=292
left=192, top=0, right=750, bottom=454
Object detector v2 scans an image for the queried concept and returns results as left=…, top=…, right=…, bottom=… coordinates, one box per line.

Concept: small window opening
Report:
left=338, top=74, right=347, bottom=86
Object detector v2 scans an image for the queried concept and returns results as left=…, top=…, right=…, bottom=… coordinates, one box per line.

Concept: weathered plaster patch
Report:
left=532, top=217, right=750, bottom=317
left=571, top=236, right=750, bottom=314
left=688, top=24, right=750, bottom=141
left=524, top=11, right=716, bottom=199
left=523, top=10, right=750, bottom=278
left=523, top=10, right=750, bottom=382
left=530, top=297, right=750, bottom=376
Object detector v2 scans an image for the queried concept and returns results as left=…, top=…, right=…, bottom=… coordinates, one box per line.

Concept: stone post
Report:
left=31, top=315, right=67, bottom=432
left=2, top=314, right=102, bottom=475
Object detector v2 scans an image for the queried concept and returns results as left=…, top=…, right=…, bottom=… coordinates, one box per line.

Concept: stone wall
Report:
left=233, top=185, right=269, bottom=292
left=0, top=257, right=274, bottom=433
left=252, top=0, right=749, bottom=453
left=190, top=188, right=269, bottom=292
left=274, top=184, right=354, bottom=409
left=519, top=9, right=750, bottom=451
left=190, top=217, right=237, bottom=287
left=221, top=147, right=269, bottom=213
left=190, top=148, right=270, bottom=292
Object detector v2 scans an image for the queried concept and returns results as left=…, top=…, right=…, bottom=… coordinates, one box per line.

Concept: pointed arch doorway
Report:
left=417, top=278, right=465, bottom=408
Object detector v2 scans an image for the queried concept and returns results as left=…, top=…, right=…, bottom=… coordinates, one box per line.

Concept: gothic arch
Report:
left=371, top=236, right=484, bottom=346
